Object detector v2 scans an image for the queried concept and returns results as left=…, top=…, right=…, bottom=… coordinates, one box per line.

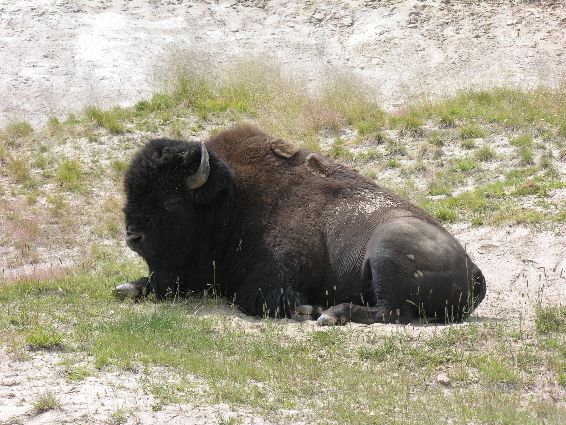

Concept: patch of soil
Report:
left=1, top=0, right=566, bottom=125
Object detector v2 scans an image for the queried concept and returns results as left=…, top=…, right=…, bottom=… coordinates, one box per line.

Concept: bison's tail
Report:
left=471, top=266, right=486, bottom=312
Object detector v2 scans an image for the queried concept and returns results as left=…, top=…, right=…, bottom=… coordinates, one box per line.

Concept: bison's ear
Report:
left=269, top=138, right=299, bottom=159
left=190, top=152, right=234, bottom=205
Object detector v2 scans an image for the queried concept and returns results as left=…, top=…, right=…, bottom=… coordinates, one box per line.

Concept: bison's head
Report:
left=123, top=138, right=233, bottom=298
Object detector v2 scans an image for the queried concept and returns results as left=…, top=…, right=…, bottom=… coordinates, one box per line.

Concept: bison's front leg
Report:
left=112, top=276, right=150, bottom=300
left=234, top=267, right=311, bottom=318
left=293, top=304, right=325, bottom=321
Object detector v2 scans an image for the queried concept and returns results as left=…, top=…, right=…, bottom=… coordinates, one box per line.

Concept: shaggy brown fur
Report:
left=120, top=124, right=486, bottom=324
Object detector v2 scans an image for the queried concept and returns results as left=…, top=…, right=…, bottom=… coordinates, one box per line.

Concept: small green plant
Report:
left=510, top=134, right=533, bottom=148
left=327, top=138, right=353, bottom=160
left=46, top=117, right=62, bottom=135
left=460, top=139, right=476, bottom=149
left=110, top=159, right=129, bottom=181
left=519, top=146, right=534, bottom=164
left=473, top=355, right=521, bottom=385
left=535, top=306, right=565, bottom=334
left=47, top=193, right=66, bottom=216
left=385, top=139, right=406, bottom=156
left=32, top=391, right=61, bottom=414
left=356, top=148, right=382, bottom=161
left=358, top=336, right=397, bottom=362
left=25, top=325, right=63, bottom=350
left=386, top=158, right=400, bottom=168
left=65, top=365, right=92, bottom=382
left=2, top=121, right=34, bottom=144
left=538, top=151, right=553, bottom=169
left=451, top=157, right=478, bottom=173
left=427, top=178, right=452, bottom=196
left=459, top=124, right=486, bottom=140
left=5, top=157, right=33, bottom=185
left=84, top=106, right=127, bottom=134
left=55, top=159, right=84, bottom=191
left=427, top=130, right=445, bottom=146
left=108, top=408, right=129, bottom=425
left=475, top=145, right=496, bottom=161
left=392, top=111, right=423, bottom=135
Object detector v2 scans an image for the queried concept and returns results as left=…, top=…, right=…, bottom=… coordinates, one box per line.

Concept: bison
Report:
left=114, top=124, right=486, bottom=325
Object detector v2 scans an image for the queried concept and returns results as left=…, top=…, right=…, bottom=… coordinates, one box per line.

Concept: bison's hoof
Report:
left=112, top=282, right=140, bottom=299
left=316, top=313, right=339, bottom=326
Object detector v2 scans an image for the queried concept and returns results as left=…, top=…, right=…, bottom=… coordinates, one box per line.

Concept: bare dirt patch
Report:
left=2, top=0, right=566, bottom=125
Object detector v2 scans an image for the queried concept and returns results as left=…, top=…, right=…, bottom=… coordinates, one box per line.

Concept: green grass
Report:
left=0, top=262, right=564, bottom=423
left=25, top=325, right=63, bottom=350
left=1, top=120, right=34, bottom=145
left=32, top=391, right=61, bottom=414
left=399, top=87, right=566, bottom=130
left=535, top=306, right=565, bottom=334
left=390, top=111, right=424, bottom=135
left=459, top=124, right=486, bottom=140
left=327, top=138, right=353, bottom=160
left=84, top=106, right=129, bottom=134
left=5, top=156, right=34, bottom=185
left=1, top=72, right=565, bottom=420
left=475, top=145, right=496, bottom=162
left=55, top=159, right=85, bottom=191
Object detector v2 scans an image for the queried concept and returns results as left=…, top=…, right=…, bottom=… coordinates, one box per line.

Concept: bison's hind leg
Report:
left=364, top=216, right=482, bottom=324
left=317, top=303, right=406, bottom=326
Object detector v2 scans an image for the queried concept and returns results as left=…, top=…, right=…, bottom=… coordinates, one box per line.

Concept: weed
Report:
left=427, top=130, right=445, bottom=146
left=475, top=145, right=496, bottom=161
left=510, top=134, right=533, bottom=148
left=66, top=364, right=93, bottom=382
left=459, top=124, right=486, bottom=140
left=108, top=408, right=130, bottom=425
left=358, top=336, right=396, bottom=362
left=472, top=355, right=522, bottom=386
left=32, top=391, right=61, bottom=414
left=539, top=151, right=554, bottom=169
left=535, top=306, right=565, bottom=334
left=327, top=138, right=353, bottom=160
left=55, top=159, right=84, bottom=191
left=5, top=156, right=34, bottom=186
left=386, top=158, right=400, bottom=168
left=25, top=325, right=63, bottom=350
left=110, top=159, right=129, bottom=181
left=451, top=157, right=478, bottom=173
left=427, top=178, right=452, bottom=196
left=519, top=146, right=534, bottom=164
left=1, top=121, right=34, bottom=145
left=356, top=148, right=382, bottom=161
left=391, top=111, right=423, bottom=135
left=84, top=106, right=128, bottom=134
left=460, top=139, right=476, bottom=149
left=385, top=139, right=407, bottom=156
left=320, top=72, right=386, bottom=138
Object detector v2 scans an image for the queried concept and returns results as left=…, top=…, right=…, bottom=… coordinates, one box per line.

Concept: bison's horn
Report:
left=186, top=142, right=210, bottom=189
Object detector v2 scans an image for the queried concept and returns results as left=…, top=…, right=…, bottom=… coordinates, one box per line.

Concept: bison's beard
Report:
left=146, top=259, right=212, bottom=300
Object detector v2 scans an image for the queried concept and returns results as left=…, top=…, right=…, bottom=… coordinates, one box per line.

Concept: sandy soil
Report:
left=1, top=1, right=565, bottom=424
left=2, top=0, right=566, bottom=126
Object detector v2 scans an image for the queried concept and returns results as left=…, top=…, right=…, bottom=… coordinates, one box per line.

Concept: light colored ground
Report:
left=1, top=1, right=565, bottom=424
left=2, top=0, right=566, bottom=125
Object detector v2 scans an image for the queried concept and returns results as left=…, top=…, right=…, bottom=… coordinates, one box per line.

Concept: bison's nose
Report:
left=126, top=231, right=145, bottom=250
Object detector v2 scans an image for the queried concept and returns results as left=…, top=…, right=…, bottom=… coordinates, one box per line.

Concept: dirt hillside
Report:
left=2, top=0, right=566, bottom=125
